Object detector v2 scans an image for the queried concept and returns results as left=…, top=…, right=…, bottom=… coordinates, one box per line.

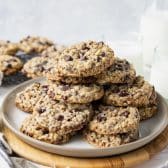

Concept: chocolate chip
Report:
left=61, top=85, right=69, bottom=91
left=101, top=52, right=106, bottom=57
left=110, top=86, right=120, bottom=93
left=42, top=128, right=49, bottom=134
left=97, top=115, right=107, bottom=122
left=115, top=64, right=124, bottom=71
left=121, top=111, right=130, bottom=118
left=104, top=84, right=111, bottom=90
left=97, top=56, right=101, bottom=62
left=64, top=55, right=73, bottom=61
left=42, top=85, right=48, bottom=89
left=118, top=90, right=129, bottom=97
left=6, top=64, right=12, bottom=68
left=81, top=43, right=89, bottom=50
left=38, top=108, right=46, bottom=114
left=98, top=41, right=104, bottom=45
left=120, top=133, right=128, bottom=139
left=57, top=115, right=64, bottom=121
left=80, top=55, right=87, bottom=61
left=62, top=95, right=68, bottom=100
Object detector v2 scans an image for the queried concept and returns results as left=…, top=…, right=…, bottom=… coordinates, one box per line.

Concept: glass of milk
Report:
left=150, top=47, right=168, bottom=99
left=140, top=0, right=168, bottom=80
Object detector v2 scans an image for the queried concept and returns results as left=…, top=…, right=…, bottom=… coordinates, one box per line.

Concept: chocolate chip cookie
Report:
left=0, top=40, right=19, bottom=55
left=41, top=44, right=65, bottom=57
left=33, top=94, right=93, bottom=117
left=15, top=82, right=47, bottom=113
left=89, top=105, right=140, bottom=135
left=19, top=36, right=54, bottom=53
left=84, top=129, right=139, bottom=148
left=47, top=82, right=104, bottom=104
left=20, top=114, right=75, bottom=144
left=46, top=41, right=114, bottom=77
left=0, top=55, right=23, bottom=75
left=103, top=76, right=155, bottom=107
left=22, top=57, right=49, bottom=78
left=21, top=101, right=92, bottom=135
left=138, top=105, right=157, bottom=120
left=96, top=57, right=136, bottom=84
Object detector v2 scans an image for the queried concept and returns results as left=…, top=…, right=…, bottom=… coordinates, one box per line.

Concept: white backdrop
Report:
left=0, top=0, right=154, bottom=44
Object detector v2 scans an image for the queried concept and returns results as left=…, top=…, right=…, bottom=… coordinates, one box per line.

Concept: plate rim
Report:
left=1, top=78, right=168, bottom=153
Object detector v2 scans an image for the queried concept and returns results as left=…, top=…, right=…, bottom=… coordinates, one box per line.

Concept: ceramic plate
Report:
left=1, top=78, right=168, bottom=157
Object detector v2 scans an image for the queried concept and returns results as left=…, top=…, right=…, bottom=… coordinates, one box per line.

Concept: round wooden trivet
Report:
left=3, top=126, right=168, bottom=168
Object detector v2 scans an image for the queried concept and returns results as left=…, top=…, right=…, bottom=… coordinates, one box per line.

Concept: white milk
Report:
left=140, top=1, right=168, bottom=80
left=150, top=56, right=168, bottom=98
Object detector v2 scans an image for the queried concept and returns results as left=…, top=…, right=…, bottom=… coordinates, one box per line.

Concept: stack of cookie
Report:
left=15, top=40, right=157, bottom=148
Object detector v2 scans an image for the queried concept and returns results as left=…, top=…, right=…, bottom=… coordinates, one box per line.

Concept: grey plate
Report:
left=1, top=78, right=168, bottom=157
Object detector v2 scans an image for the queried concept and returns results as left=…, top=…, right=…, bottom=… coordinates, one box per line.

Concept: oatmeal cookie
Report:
left=15, top=82, right=47, bottom=113
left=138, top=105, right=157, bottom=120
left=96, top=57, right=136, bottom=84
left=33, top=94, right=93, bottom=118
left=84, top=129, right=139, bottom=148
left=22, top=57, right=49, bottom=78
left=41, top=44, right=65, bottom=57
left=0, top=40, right=19, bottom=55
left=0, top=55, right=23, bottom=75
left=21, top=103, right=92, bottom=136
left=20, top=115, right=75, bottom=144
left=19, top=36, right=54, bottom=53
left=46, top=41, right=114, bottom=77
left=89, top=105, right=140, bottom=135
left=103, top=76, right=155, bottom=107
left=47, top=82, right=104, bottom=104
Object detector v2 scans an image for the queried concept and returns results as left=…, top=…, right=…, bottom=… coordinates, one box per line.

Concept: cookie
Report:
left=89, top=105, right=140, bottom=135
left=138, top=105, right=157, bottom=120
left=21, top=102, right=92, bottom=135
left=0, top=55, right=23, bottom=75
left=15, top=82, right=47, bottom=113
left=41, top=44, right=65, bottom=57
left=44, top=58, right=96, bottom=84
left=103, top=76, right=155, bottom=107
left=22, top=57, right=49, bottom=78
left=84, top=129, right=139, bottom=148
left=20, top=114, right=75, bottom=144
left=47, top=82, right=104, bottom=104
left=33, top=94, right=93, bottom=117
left=96, top=57, right=136, bottom=84
left=0, top=40, right=19, bottom=55
left=46, top=41, right=114, bottom=77
left=19, top=36, right=54, bottom=53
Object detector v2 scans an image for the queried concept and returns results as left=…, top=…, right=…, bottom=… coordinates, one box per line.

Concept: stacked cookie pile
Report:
left=15, top=41, right=157, bottom=148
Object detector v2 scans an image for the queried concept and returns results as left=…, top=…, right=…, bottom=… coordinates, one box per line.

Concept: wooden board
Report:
left=3, top=126, right=168, bottom=168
